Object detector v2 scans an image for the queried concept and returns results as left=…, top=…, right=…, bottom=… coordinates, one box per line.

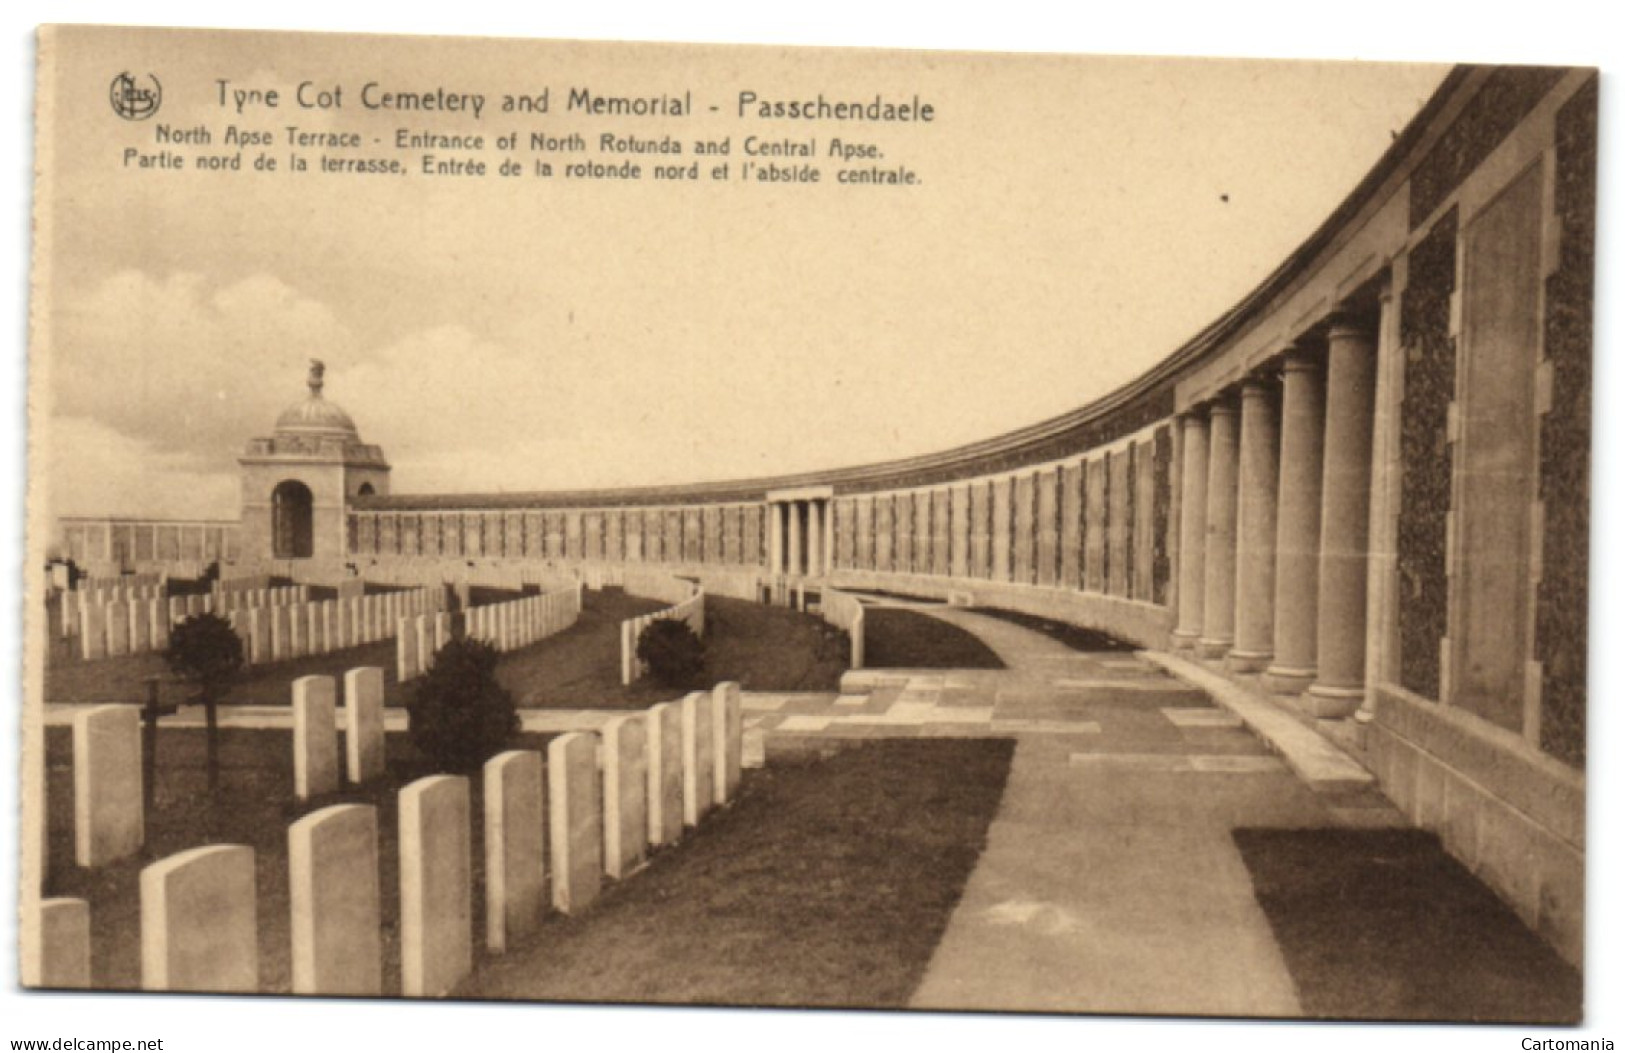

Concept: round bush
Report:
left=637, top=618, right=706, bottom=688
left=164, top=612, right=244, bottom=701
left=409, top=635, right=520, bottom=772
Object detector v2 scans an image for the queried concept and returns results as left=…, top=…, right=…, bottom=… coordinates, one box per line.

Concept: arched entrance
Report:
left=272, top=480, right=314, bottom=558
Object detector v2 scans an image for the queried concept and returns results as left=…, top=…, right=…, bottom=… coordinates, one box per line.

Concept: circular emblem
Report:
left=109, top=72, right=162, bottom=121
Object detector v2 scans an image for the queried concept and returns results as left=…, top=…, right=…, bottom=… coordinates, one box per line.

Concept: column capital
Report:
left=1325, top=307, right=1377, bottom=342
left=1280, top=346, right=1323, bottom=375
left=1239, top=375, right=1274, bottom=400
left=1206, top=395, right=1240, bottom=419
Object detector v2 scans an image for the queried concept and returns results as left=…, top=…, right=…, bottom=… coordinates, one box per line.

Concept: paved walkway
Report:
left=754, top=600, right=1402, bottom=1016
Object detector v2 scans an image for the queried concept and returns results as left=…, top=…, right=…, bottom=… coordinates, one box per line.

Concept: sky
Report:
left=35, top=27, right=1449, bottom=519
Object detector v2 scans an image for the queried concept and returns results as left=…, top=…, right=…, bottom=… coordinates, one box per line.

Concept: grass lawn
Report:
left=1232, top=827, right=1582, bottom=1023
left=43, top=724, right=556, bottom=994
left=462, top=738, right=1016, bottom=1008
left=966, top=606, right=1136, bottom=652
left=861, top=607, right=1006, bottom=669
left=497, top=591, right=850, bottom=708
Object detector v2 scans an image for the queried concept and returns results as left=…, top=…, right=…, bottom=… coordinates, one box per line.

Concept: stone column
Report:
left=768, top=502, right=784, bottom=576
left=1198, top=398, right=1240, bottom=658
left=823, top=501, right=836, bottom=578
left=1264, top=347, right=1325, bottom=693
left=787, top=501, right=802, bottom=577
left=1362, top=282, right=1402, bottom=716
left=1307, top=314, right=1378, bottom=717
left=1228, top=378, right=1280, bottom=672
left=1171, top=410, right=1210, bottom=650
left=807, top=499, right=823, bottom=577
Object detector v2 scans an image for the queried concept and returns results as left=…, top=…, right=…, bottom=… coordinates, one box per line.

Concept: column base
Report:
left=1304, top=682, right=1364, bottom=720
left=1262, top=664, right=1316, bottom=694
left=1170, top=629, right=1203, bottom=652
left=1224, top=648, right=1272, bottom=674
left=1196, top=637, right=1234, bottom=661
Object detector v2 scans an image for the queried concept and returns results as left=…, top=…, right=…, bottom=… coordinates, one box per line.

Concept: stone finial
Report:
left=308, top=359, right=326, bottom=396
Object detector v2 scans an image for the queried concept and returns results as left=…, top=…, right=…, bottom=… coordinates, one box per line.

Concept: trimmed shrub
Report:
left=409, top=635, right=520, bottom=772
left=637, top=618, right=706, bottom=688
left=164, top=612, right=244, bottom=702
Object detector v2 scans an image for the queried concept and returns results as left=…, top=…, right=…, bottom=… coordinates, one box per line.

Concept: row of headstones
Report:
left=70, top=587, right=323, bottom=656
left=207, top=585, right=311, bottom=613
left=619, top=591, right=708, bottom=685
left=465, top=587, right=583, bottom=654
left=225, top=588, right=441, bottom=666
left=38, top=681, right=745, bottom=995
left=59, top=582, right=167, bottom=639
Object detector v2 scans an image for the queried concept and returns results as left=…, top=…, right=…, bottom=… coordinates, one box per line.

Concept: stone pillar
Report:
left=788, top=501, right=803, bottom=577
left=1228, top=378, right=1280, bottom=672
left=1264, top=348, right=1326, bottom=693
left=1198, top=399, right=1240, bottom=658
left=768, top=502, right=783, bottom=576
left=1363, top=283, right=1403, bottom=715
left=1172, top=411, right=1210, bottom=649
left=823, top=500, right=836, bottom=580
left=1308, top=315, right=1378, bottom=717
left=807, top=499, right=823, bottom=577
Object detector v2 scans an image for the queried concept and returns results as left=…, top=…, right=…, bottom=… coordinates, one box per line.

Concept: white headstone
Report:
left=105, top=601, right=130, bottom=656
left=289, top=804, right=381, bottom=996
left=483, top=750, right=546, bottom=954
left=396, top=618, right=418, bottom=682
left=680, top=691, right=716, bottom=827
left=73, top=704, right=143, bottom=866
left=602, top=715, right=649, bottom=879
left=548, top=732, right=602, bottom=914
left=398, top=775, right=472, bottom=998
left=645, top=702, right=683, bottom=847
left=79, top=602, right=106, bottom=660
left=344, top=667, right=386, bottom=784
left=140, top=844, right=258, bottom=992
left=712, top=681, right=744, bottom=803
left=22, top=898, right=90, bottom=988
left=292, top=676, right=339, bottom=799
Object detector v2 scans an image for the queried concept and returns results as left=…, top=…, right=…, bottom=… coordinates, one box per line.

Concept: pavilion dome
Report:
left=273, top=360, right=359, bottom=438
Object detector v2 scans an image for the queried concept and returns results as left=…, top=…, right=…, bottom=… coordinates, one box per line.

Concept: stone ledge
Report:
left=1139, top=651, right=1374, bottom=794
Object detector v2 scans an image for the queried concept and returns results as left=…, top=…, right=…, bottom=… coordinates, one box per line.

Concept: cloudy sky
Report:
left=37, top=27, right=1449, bottom=519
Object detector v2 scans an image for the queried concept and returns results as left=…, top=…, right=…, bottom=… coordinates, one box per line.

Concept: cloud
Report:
left=51, top=269, right=358, bottom=462
left=44, top=415, right=239, bottom=520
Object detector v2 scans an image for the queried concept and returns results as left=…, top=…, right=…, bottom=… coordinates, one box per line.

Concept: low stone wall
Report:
left=819, top=587, right=866, bottom=669
left=1367, top=684, right=1584, bottom=966
left=828, top=569, right=1175, bottom=649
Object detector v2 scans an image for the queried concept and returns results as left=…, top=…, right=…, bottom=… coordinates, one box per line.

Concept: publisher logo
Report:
left=110, top=72, right=161, bottom=120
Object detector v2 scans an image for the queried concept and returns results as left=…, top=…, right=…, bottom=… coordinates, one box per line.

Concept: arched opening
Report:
left=272, top=480, right=315, bottom=559
left=357, top=482, right=376, bottom=496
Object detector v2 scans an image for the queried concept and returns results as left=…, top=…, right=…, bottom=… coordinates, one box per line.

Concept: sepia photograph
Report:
left=7, top=7, right=1619, bottom=1052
